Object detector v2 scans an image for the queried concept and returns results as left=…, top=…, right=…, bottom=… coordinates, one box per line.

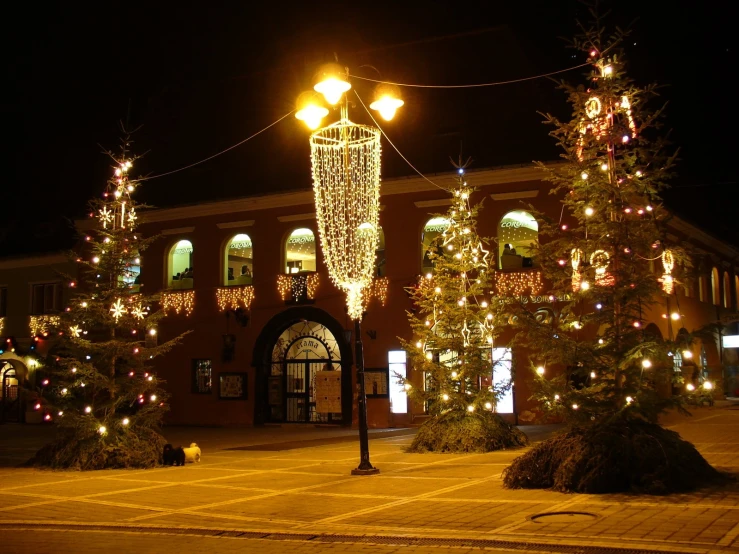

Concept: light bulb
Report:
left=434, top=287, right=441, bottom=293
left=442, top=394, right=449, bottom=401
left=536, top=366, right=545, bottom=376
left=683, top=350, right=693, bottom=359
left=370, top=95, right=404, bottom=121
left=590, top=371, right=596, bottom=378
left=484, top=402, right=492, bottom=410
left=585, top=207, right=594, bottom=217
left=481, top=301, right=488, bottom=308
left=425, top=351, right=433, bottom=360
left=554, top=394, right=560, bottom=401
left=98, top=426, right=107, bottom=435
left=600, top=163, right=608, bottom=171
left=642, top=360, right=652, bottom=369
left=122, top=418, right=130, bottom=426
left=451, top=371, right=458, bottom=379
left=467, top=405, right=475, bottom=412
left=671, top=312, right=681, bottom=321
left=626, top=396, right=633, bottom=404
left=686, top=383, right=695, bottom=391
left=581, top=281, right=590, bottom=291
left=702, top=381, right=713, bottom=390
left=416, top=341, right=422, bottom=348
left=581, top=172, right=589, bottom=180
left=404, top=383, right=412, bottom=391
left=150, top=395, right=157, bottom=401
left=572, top=403, right=579, bottom=410
left=84, top=406, right=92, bottom=413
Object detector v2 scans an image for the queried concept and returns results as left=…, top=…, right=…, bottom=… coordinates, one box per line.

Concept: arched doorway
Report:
left=252, top=307, right=353, bottom=425
left=1, top=357, right=28, bottom=423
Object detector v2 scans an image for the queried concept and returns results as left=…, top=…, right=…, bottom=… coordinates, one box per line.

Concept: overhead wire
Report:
left=139, top=109, right=295, bottom=181
left=353, top=90, right=447, bottom=192
left=349, top=62, right=590, bottom=89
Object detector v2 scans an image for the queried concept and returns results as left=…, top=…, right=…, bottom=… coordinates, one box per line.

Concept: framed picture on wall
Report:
left=219, top=372, right=248, bottom=399
left=364, top=368, right=389, bottom=398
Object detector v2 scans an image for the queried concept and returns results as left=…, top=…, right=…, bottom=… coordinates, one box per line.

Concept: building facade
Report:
left=2, top=165, right=738, bottom=426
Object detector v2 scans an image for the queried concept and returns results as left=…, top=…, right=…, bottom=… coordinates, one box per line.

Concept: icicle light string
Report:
left=354, top=90, right=446, bottom=192
left=349, top=62, right=590, bottom=89
left=140, top=109, right=295, bottom=181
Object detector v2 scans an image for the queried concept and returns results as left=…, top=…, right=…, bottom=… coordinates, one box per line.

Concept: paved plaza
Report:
left=0, top=405, right=737, bottom=553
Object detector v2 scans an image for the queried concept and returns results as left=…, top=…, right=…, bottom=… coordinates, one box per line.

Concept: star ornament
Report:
left=69, top=325, right=82, bottom=338
left=98, top=206, right=113, bottom=228
left=110, top=298, right=126, bottom=321
left=131, top=303, right=147, bottom=320
left=127, top=208, right=137, bottom=227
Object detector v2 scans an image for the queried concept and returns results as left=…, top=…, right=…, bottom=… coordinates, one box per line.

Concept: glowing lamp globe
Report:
left=313, top=63, right=351, bottom=105
left=295, top=91, right=329, bottom=130
left=370, top=84, right=404, bottom=121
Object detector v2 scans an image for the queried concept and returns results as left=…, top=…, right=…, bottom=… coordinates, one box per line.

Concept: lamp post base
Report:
left=351, top=467, right=380, bottom=476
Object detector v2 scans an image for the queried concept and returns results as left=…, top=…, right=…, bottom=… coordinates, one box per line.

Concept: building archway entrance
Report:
left=253, top=307, right=353, bottom=425
left=1, top=361, right=25, bottom=423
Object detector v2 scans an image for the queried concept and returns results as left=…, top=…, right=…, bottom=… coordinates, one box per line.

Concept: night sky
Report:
left=6, top=0, right=737, bottom=256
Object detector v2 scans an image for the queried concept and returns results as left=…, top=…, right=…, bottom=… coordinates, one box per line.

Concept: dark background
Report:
left=5, top=0, right=737, bottom=256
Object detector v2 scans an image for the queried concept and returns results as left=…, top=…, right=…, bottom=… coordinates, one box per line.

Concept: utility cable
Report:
left=353, top=90, right=447, bottom=192
left=139, top=109, right=295, bottom=181
left=349, top=62, right=589, bottom=89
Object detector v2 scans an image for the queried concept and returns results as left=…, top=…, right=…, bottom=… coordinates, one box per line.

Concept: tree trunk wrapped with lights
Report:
left=30, top=137, right=190, bottom=470
left=502, top=17, right=721, bottom=493
left=310, top=118, right=381, bottom=320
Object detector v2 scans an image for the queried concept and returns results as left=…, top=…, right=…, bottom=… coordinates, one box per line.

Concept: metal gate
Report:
left=284, top=360, right=336, bottom=423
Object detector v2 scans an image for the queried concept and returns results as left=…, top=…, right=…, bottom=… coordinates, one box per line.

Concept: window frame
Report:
left=29, top=282, right=61, bottom=315
left=284, top=227, right=317, bottom=275
left=224, top=233, right=254, bottom=286
left=191, top=359, right=213, bottom=394
left=168, top=239, right=194, bottom=289
left=388, top=350, right=408, bottom=414
left=497, top=210, right=539, bottom=270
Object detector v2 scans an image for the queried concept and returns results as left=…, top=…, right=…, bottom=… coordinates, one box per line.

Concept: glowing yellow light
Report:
left=683, top=350, right=693, bottom=359
left=484, top=402, right=492, bottom=410
left=370, top=94, right=404, bottom=121
left=642, top=360, right=652, bottom=369
left=404, top=383, right=412, bottom=391
left=585, top=207, right=594, bottom=217
left=84, top=406, right=92, bottom=414
left=110, top=298, right=126, bottom=321
left=451, top=371, right=458, bottom=379
left=122, top=418, right=129, bottom=426
left=481, top=301, right=488, bottom=308
left=313, top=63, right=351, bottom=105
left=425, top=273, right=433, bottom=280
left=686, top=383, right=695, bottom=391
left=216, top=286, right=255, bottom=311
left=277, top=274, right=319, bottom=303
left=69, top=325, right=81, bottom=338
left=495, top=270, right=543, bottom=297
left=600, top=163, right=608, bottom=171
left=416, top=341, right=422, bottom=348
left=590, top=371, right=596, bottom=378
left=295, top=91, right=329, bottom=130
left=626, top=396, right=633, bottom=404
left=603, top=64, right=614, bottom=76
left=425, top=351, right=433, bottom=360
left=581, top=172, right=589, bottom=180
left=661, top=250, right=675, bottom=294
left=161, top=290, right=195, bottom=316
left=442, top=394, right=449, bottom=401
left=536, top=366, right=545, bottom=375
left=467, top=405, right=475, bottom=412
left=150, top=395, right=157, bottom=401
left=92, top=256, right=100, bottom=264
left=29, top=315, right=60, bottom=336
left=571, top=403, right=579, bottom=410
left=434, top=287, right=441, bottom=294
left=581, top=281, right=590, bottom=291
left=149, top=328, right=157, bottom=336
left=554, top=394, right=560, bottom=401
left=671, top=312, right=681, bottom=321
left=703, top=381, right=713, bottom=390
left=98, top=426, right=107, bottom=435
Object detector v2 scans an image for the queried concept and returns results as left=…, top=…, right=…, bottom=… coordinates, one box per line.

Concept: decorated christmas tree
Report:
left=502, top=18, right=721, bottom=493
left=32, top=136, right=189, bottom=469
left=400, top=164, right=528, bottom=452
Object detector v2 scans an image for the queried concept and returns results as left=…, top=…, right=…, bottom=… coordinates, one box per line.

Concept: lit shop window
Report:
left=225, top=234, right=253, bottom=286
left=169, top=240, right=194, bottom=289
left=492, top=347, right=514, bottom=414
left=388, top=350, right=407, bottom=414
left=421, top=217, right=450, bottom=274
left=498, top=211, right=538, bottom=270
left=285, top=228, right=316, bottom=274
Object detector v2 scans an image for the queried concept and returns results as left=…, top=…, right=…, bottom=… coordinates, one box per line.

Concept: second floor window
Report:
left=0, top=286, right=7, bottom=317
left=31, top=282, right=61, bottom=315
left=421, top=217, right=450, bottom=274
left=169, top=240, right=194, bottom=289
left=225, top=234, right=253, bottom=286
left=285, top=228, right=316, bottom=274
left=498, top=211, right=538, bottom=270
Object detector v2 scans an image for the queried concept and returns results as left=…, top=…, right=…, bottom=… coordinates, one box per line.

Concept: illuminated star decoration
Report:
left=131, top=303, right=147, bottom=320
left=69, top=325, right=82, bottom=338
left=110, top=298, right=126, bottom=321
left=98, top=206, right=113, bottom=228
left=127, top=207, right=137, bottom=227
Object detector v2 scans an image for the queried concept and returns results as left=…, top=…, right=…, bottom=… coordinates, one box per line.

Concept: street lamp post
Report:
left=295, top=62, right=403, bottom=475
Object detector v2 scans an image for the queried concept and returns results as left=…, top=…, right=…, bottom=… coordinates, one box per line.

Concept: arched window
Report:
left=711, top=267, right=720, bottom=306
left=421, top=217, right=450, bottom=274
left=168, top=239, right=193, bottom=289
left=375, top=226, right=386, bottom=277
left=699, top=276, right=707, bottom=303
left=224, top=234, right=253, bottom=286
left=498, top=211, right=538, bottom=270
left=285, top=228, right=316, bottom=274
left=723, top=271, right=731, bottom=308
left=735, top=275, right=739, bottom=311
